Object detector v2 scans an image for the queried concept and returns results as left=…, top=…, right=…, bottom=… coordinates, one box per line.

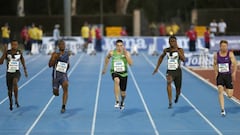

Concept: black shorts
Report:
left=111, top=73, right=128, bottom=91
left=2, top=38, right=10, bottom=44
left=6, top=71, right=21, bottom=90
left=166, top=68, right=182, bottom=89
left=216, top=73, right=233, bottom=89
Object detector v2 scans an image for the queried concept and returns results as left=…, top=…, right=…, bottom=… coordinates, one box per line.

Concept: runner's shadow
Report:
left=171, top=105, right=193, bottom=117
left=225, top=106, right=240, bottom=114
left=13, top=105, right=38, bottom=115
left=118, top=108, right=144, bottom=118
left=62, top=107, right=83, bottom=118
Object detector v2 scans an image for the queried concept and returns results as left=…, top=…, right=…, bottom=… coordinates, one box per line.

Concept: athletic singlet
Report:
left=217, top=51, right=231, bottom=74
left=6, top=50, right=22, bottom=73
left=110, top=50, right=128, bottom=77
left=53, top=51, right=69, bottom=74
left=166, top=48, right=181, bottom=70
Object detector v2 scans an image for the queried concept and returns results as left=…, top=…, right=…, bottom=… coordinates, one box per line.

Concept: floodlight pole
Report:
left=64, top=0, right=72, bottom=36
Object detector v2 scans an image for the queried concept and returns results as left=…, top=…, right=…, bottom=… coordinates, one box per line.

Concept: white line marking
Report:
left=25, top=54, right=84, bottom=135
left=128, top=67, right=160, bottom=135
left=182, top=67, right=240, bottom=104
left=91, top=53, right=104, bottom=135
left=0, top=66, right=48, bottom=105
left=142, top=53, right=223, bottom=135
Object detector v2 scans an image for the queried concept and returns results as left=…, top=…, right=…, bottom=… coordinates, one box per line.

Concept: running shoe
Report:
left=61, top=105, right=66, bottom=113
left=174, top=95, right=179, bottom=103
left=114, top=101, right=120, bottom=108
left=168, top=103, right=172, bottom=109
left=221, top=110, right=226, bottom=116
left=53, top=89, right=59, bottom=96
left=120, top=102, right=125, bottom=110
left=9, top=104, right=13, bottom=111
left=15, top=102, right=20, bottom=108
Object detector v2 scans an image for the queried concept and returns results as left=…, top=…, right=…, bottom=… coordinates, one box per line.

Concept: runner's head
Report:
left=11, top=39, right=18, bottom=50
left=115, top=39, right=124, bottom=52
left=169, top=36, right=177, bottom=48
left=219, top=40, right=228, bottom=53
left=58, top=40, right=65, bottom=51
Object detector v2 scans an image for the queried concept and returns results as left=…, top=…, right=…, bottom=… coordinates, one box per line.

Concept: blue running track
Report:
left=0, top=52, right=240, bottom=135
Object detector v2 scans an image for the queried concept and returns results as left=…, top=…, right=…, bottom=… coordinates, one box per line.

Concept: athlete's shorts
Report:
left=216, top=73, right=233, bottom=89
left=166, top=68, right=182, bottom=89
left=2, top=38, right=10, bottom=44
left=6, top=71, right=21, bottom=90
left=52, top=73, right=68, bottom=90
left=111, top=73, right=128, bottom=91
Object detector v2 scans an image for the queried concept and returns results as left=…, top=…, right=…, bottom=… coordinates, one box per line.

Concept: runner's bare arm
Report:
left=152, top=49, right=166, bottom=75
left=124, top=51, right=133, bottom=66
left=0, top=51, right=6, bottom=64
left=178, top=48, right=186, bottom=62
left=230, top=51, right=237, bottom=81
left=213, top=53, right=218, bottom=78
left=48, top=53, right=59, bottom=67
left=102, top=51, right=113, bottom=74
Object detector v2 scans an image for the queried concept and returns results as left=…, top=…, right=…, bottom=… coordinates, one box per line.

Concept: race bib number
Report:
left=56, top=61, right=68, bottom=73
left=8, top=60, right=19, bottom=73
left=113, top=61, right=125, bottom=72
left=218, top=63, right=229, bottom=73
left=167, top=59, right=178, bottom=70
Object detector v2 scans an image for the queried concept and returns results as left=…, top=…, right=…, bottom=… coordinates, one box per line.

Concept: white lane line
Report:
left=0, top=55, right=42, bottom=78
left=0, top=66, right=49, bottom=105
left=142, top=53, right=223, bottom=135
left=182, top=66, right=240, bottom=105
left=128, top=67, right=160, bottom=135
left=25, top=54, right=84, bottom=135
left=91, top=53, right=104, bottom=135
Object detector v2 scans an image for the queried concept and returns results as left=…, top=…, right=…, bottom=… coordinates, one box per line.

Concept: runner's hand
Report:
left=102, top=69, right=106, bottom=75
left=24, top=69, right=28, bottom=77
left=152, top=69, right=157, bottom=75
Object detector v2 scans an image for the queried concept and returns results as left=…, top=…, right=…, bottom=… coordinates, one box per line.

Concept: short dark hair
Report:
left=11, top=39, right=18, bottom=43
left=58, top=39, right=65, bottom=45
left=116, top=39, right=123, bottom=44
left=169, top=36, right=177, bottom=41
left=220, top=40, right=228, bottom=45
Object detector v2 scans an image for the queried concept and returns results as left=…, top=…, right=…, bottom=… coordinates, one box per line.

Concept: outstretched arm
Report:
left=230, top=51, right=237, bottom=81
left=102, top=51, right=112, bottom=74
left=213, top=53, right=218, bottom=78
left=20, top=52, right=28, bottom=77
left=152, top=49, right=166, bottom=75
left=0, top=52, right=6, bottom=65
left=0, top=51, right=6, bottom=64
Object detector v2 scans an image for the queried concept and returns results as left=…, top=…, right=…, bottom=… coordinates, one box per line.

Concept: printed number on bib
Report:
left=218, top=63, right=229, bottom=73
left=56, top=61, right=68, bottom=73
left=8, top=60, right=19, bottom=73
left=114, top=61, right=125, bottom=72
left=167, top=59, right=178, bottom=70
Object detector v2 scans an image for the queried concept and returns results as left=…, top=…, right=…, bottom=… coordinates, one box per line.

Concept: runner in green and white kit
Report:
left=102, top=39, right=133, bottom=110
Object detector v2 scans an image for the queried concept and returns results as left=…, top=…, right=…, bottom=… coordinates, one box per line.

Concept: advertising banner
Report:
left=42, top=36, right=239, bottom=67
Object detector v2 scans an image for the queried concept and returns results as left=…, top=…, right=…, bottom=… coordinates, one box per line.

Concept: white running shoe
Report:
left=221, top=110, right=226, bottom=116
left=120, top=102, right=125, bottom=110
left=114, top=102, right=120, bottom=108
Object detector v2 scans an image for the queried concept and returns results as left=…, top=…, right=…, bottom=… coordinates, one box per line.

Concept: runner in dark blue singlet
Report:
left=48, top=40, right=70, bottom=113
